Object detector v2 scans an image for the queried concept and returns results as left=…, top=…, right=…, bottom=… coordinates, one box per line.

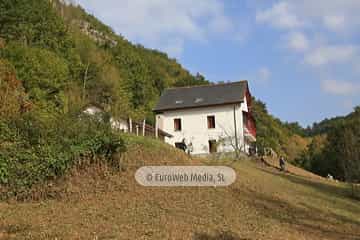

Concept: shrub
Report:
left=0, top=109, right=126, bottom=193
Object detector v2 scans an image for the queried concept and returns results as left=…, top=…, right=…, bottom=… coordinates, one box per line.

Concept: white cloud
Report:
left=323, top=15, right=346, bottom=32
left=321, top=80, right=360, bottom=95
left=208, top=15, right=234, bottom=34
left=287, top=32, right=309, bottom=52
left=74, top=0, right=236, bottom=57
left=256, top=2, right=303, bottom=29
left=305, top=45, right=357, bottom=66
left=256, top=1, right=360, bottom=99
left=342, top=99, right=354, bottom=111
left=257, top=0, right=360, bottom=33
left=257, top=67, right=271, bottom=83
left=298, top=0, right=360, bottom=33
left=259, top=67, right=271, bottom=80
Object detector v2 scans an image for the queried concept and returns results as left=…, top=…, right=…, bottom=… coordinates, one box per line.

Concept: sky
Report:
left=73, top=0, right=360, bottom=127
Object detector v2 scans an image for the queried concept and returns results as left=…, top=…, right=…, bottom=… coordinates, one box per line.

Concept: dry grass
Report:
left=261, top=156, right=324, bottom=180
left=0, top=136, right=359, bottom=240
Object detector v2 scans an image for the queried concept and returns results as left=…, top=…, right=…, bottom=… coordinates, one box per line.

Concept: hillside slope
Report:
left=0, top=136, right=359, bottom=240
left=1, top=3, right=358, bottom=239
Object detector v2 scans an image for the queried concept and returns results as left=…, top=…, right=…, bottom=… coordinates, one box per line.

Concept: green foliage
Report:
left=323, top=109, right=360, bottom=182
left=173, top=72, right=209, bottom=87
left=0, top=110, right=126, bottom=190
left=305, top=117, right=346, bottom=136
left=113, top=44, right=154, bottom=109
left=0, top=0, right=73, bottom=55
left=296, top=107, right=360, bottom=183
left=2, top=44, right=70, bottom=109
left=253, top=99, right=290, bottom=155
left=251, top=98, right=309, bottom=160
left=294, top=135, right=328, bottom=173
left=0, top=59, right=28, bottom=120
left=284, top=122, right=306, bottom=137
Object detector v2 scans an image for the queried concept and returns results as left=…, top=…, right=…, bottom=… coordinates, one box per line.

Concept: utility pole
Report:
left=233, top=105, right=239, bottom=157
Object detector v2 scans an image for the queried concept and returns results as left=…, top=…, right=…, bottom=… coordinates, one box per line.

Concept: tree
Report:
left=284, top=121, right=306, bottom=136
left=2, top=44, right=70, bottom=110
left=0, top=0, right=73, bottom=55
left=328, top=118, right=360, bottom=197
left=0, top=59, right=29, bottom=120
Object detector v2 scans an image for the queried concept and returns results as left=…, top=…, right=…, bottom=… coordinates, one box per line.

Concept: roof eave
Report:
left=153, top=100, right=244, bottom=113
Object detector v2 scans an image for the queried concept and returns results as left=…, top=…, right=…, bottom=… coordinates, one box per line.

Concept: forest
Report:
left=295, top=107, right=360, bottom=183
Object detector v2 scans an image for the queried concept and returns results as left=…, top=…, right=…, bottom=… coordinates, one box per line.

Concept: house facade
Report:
left=153, top=81, right=256, bottom=155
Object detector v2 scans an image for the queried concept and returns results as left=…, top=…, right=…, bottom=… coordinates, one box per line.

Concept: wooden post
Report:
left=155, top=115, right=159, bottom=139
left=136, top=125, right=139, bottom=136
left=142, top=119, right=146, bottom=136
left=82, top=62, right=90, bottom=101
left=129, top=118, right=133, bottom=133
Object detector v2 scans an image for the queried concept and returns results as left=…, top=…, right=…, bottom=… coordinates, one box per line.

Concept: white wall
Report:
left=156, top=102, right=249, bottom=155
left=83, top=106, right=129, bottom=132
left=83, top=106, right=102, bottom=115
left=110, top=118, right=129, bottom=132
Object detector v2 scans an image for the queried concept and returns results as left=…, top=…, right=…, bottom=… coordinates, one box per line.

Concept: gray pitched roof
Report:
left=153, top=80, right=248, bottom=112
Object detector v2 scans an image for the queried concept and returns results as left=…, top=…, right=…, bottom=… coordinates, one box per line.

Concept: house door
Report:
left=208, top=140, right=217, bottom=153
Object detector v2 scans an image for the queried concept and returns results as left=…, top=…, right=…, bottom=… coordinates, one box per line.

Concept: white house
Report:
left=153, top=80, right=256, bottom=155
left=82, top=103, right=173, bottom=140
left=82, top=104, right=129, bottom=132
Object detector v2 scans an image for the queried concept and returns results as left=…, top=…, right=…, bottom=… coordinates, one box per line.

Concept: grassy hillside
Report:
left=0, top=136, right=359, bottom=240
left=1, top=3, right=358, bottom=239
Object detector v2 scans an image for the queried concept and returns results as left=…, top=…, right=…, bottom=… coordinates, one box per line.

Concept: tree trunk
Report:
left=82, top=62, right=90, bottom=101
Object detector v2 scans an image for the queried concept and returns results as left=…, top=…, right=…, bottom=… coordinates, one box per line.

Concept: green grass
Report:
left=0, top=144, right=359, bottom=240
left=122, top=134, right=170, bottom=151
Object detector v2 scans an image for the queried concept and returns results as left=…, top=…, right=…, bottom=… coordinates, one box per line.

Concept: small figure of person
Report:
left=261, top=156, right=266, bottom=165
left=327, top=173, right=334, bottom=180
left=180, top=138, right=187, bottom=152
left=279, top=156, right=286, bottom=172
left=187, top=141, right=193, bottom=155
left=175, top=139, right=187, bottom=152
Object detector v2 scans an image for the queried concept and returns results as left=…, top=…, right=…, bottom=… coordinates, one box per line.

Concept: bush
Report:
left=0, top=109, right=126, bottom=193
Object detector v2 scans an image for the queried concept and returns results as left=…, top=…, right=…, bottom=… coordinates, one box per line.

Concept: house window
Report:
left=209, top=140, right=217, bottom=153
left=207, top=115, right=215, bottom=129
left=174, top=118, right=182, bottom=131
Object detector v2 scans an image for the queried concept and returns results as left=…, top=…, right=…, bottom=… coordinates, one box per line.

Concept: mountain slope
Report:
left=0, top=0, right=312, bottom=194
left=1, top=0, right=209, bottom=122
